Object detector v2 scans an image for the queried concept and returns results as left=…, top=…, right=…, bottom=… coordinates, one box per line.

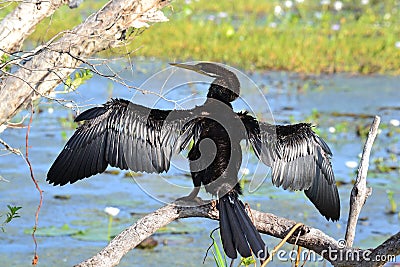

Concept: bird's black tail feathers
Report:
left=218, top=193, right=268, bottom=260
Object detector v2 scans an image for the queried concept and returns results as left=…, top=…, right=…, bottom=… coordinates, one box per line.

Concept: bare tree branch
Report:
left=0, top=0, right=70, bottom=56
left=0, top=0, right=169, bottom=126
left=345, top=116, right=379, bottom=247
left=75, top=116, right=399, bottom=267
left=76, top=199, right=399, bottom=267
left=0, top=137, right=22, bottom=155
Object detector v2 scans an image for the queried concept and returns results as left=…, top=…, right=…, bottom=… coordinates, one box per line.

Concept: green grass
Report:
left=1, top=0, right=400, bottom=74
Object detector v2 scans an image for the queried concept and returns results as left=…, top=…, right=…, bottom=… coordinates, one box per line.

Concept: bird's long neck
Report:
left=206, top=84, right=235, bottom=107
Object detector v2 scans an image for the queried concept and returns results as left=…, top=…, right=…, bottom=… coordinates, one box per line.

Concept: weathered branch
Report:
left=0, top=137, right=22, bottom=155
left=0, top=0, right=169, bottom=126
left=0, top=0, right=70, bottom=56
left=345, top=116, right=379, bottom=247
left=76, top=199, right=399, bottom=267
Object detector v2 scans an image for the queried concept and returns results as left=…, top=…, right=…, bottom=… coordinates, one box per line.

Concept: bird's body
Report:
left=187, top=99, right=244, bottom=197
left=47, top=62, right=340, bottom=262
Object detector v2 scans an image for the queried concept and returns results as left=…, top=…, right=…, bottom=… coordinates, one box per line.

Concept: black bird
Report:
left=47, top=62, right=340, bottom=261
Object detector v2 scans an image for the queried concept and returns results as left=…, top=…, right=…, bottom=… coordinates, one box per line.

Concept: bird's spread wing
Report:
left=47, top=98, right=197, bottom=185
left=239, top=112, right=340, bottom=221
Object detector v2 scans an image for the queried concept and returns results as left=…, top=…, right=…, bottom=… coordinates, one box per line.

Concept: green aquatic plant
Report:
left=23, top=223, right=81, bottom=236
left=104, top=206, right=120, bottom=241
left=210, top=230, right=228, bottom=267
left=305, top=108, right=320, bottom=123
left=1, top=205, right=22, bottom=232
left=240, top=256, right=256, bottom=266
left=386, top=190, right=397, bottom=215
left=58, top=106, right=79, bottom=134
left=373, top=157, right=398, bottom=173
left=334, top=121, right=350, bottom=134
left=209, top=229, right=256, bottom=267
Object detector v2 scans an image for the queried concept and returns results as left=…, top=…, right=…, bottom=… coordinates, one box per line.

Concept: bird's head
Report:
left=170, top=62, right=240, bottom=103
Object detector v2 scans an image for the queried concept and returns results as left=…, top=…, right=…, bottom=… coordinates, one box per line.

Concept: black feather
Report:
left=218, top=198, right=237, bottom=259
left=47, top=98, right=197, bottom=185
left=218, top=194, right=267, bottom=260
left=240, top=113, right=340, bottom=221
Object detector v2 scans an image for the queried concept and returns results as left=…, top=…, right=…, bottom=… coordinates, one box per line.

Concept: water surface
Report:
left=0, top=61, right=399, bottom=266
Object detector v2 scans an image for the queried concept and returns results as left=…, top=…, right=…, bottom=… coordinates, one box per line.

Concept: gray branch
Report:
left=76, top=199, right=399, bottom=267
left=0, top=137, right=22, bottom=156
left=345, top=116, right=379, bottom=247
left=0, top=0, right=169, bottom=126
left=0, top=0, right=69, bottom=56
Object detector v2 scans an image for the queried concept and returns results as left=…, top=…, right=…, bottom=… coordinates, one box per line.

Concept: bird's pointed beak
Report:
left=169, top=63, right=219, bottom=78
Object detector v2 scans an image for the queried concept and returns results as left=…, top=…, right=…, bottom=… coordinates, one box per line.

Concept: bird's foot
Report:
left=175, top=187, right=203, bottom=205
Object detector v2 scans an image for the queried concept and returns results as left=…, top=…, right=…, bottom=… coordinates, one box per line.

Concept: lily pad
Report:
left=358, top=234, right=391, bottom=249
left=104, top=169, right=120, bottom=175
left=72, top=226, right=126, bottom=241
left=24, top=224, right=81, bottom=236
left=70, top=219, right=105, bottom=227
left=54, top=194, right=71, bottom=200
left=124, top=172, right=143, bottom=178
left=161, top=235, right=194, bottom=245
left=157, top=223, right=202, bottom=234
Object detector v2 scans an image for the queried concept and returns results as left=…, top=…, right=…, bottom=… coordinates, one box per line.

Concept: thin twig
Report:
left=24, top=105, right=43, bottom=265
left=345, top=116, right=380, bottom=247
left=0, top=137, right=22, bottom=155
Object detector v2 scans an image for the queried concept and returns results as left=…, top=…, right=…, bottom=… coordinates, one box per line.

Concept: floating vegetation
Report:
left=355, top=123, right=371, bottom=138
left=157, top=223, right=202, bottom=235
left=58, top=110, right=78, bottom=131
left=24, top=224, right=81, bottom=237
left=137, top=237, right=158, bottom=249
left=124, top=171, right=143, bottom=178
left=104, top=169, right=121, bottom=175
left=386, top=190, right=397, bottom=215
left=161, top=235, right=194, bottom=246
left=72, top=226, right=125, bottom=241
left=372, top=157, right=399, bottom=173
left=53, top=194, right=71, bottom=200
